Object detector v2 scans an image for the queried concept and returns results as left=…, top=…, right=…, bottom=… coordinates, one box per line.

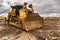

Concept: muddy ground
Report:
left=0, top=17, right=60, bottom=40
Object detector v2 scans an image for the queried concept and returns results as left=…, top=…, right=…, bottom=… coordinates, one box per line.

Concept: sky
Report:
left=0, top=0, right=60, bottom=17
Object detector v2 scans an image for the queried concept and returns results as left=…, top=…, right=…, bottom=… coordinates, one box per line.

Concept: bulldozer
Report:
left=7, top=3, right=44, bottom=31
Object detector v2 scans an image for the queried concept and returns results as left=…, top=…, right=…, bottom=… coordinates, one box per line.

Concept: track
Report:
left=0, top=17, right=60, bottom=40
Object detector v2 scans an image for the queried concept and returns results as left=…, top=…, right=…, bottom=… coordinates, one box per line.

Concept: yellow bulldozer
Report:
left=7, top=3, right=44, bottom=31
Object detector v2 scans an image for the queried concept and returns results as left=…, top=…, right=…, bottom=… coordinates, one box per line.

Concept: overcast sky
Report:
left=0, top=0, right=60, bottom=17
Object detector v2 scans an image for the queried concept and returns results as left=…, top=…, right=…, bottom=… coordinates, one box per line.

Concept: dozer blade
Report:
left=9, top=13, right=44, bottom=31
left=23, top=13, right=44, bottom=31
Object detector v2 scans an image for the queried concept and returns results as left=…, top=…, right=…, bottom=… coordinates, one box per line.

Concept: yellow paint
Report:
left=10, top=11, right=16, bottom=16
left=19, top=10, right=27, bottom=19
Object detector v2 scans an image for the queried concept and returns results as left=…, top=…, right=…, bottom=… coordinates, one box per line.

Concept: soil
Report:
left=0, top=17, right=60, bottom=40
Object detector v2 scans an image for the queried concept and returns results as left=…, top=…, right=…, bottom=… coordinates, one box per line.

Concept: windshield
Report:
left=13, top=5, right=23, bottom=11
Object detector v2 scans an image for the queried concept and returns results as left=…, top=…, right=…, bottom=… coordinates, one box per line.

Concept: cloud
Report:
left=0, top=0, right=60, bottom=17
